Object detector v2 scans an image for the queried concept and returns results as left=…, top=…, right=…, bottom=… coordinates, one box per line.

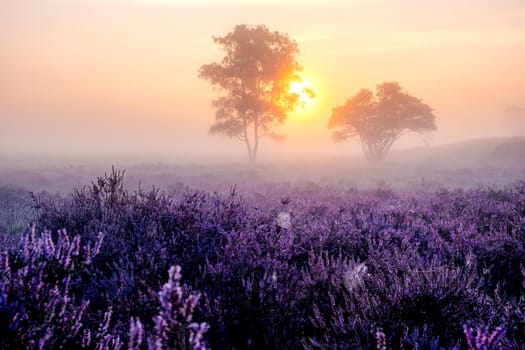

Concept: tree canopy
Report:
left=328, top=82, right=436, bottom=160
left=199, top=24, right=310, bottom=162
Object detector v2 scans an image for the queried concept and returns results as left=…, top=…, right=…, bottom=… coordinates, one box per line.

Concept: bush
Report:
left=0, top=227, right=209, bottom=350
left=15, top=170, right=525, bottom=349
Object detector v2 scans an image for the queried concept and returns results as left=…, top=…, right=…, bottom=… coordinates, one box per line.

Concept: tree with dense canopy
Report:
left=199, top=24, right=312, bottom=162
left=328, top=82, right=436, bottom=160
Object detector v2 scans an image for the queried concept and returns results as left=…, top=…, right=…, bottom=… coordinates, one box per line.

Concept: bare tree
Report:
left=329, top=82, right=436, bottom=160
left=199, top=24, right=311, bottom=162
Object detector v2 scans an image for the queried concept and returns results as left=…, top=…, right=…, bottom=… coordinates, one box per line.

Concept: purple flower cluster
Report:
left=3, top=170, right=524, bottom=349
left=1, top=227, right=208, bottom=349
left=463, top=325, right=506, bottom=350
left=0, top=227, right=109, bottom=349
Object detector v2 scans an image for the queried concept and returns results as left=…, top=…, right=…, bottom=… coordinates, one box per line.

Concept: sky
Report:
left=1, top=0, right=525, bottom=161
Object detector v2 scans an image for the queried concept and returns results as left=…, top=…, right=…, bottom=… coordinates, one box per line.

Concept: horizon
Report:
left=1, top=0, right=525, bottom=162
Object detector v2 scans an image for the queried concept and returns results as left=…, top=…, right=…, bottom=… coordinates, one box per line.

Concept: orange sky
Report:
left=1, top=0, right=524, bottom=161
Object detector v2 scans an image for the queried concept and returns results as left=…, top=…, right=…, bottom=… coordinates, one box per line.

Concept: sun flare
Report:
left=289, top=80, right=315, bottom=111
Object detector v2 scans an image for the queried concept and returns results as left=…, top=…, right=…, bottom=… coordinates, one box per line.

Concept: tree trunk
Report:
left=245, top=139, right=254, bottom=162
left=242, top=115, right=254, bottom=162
left=252, top=117, right=259, bottom=163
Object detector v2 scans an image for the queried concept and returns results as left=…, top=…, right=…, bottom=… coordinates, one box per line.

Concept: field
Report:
left=3, top=0, right=525, bottom=347
left=1, top=138, right=525, bottom=349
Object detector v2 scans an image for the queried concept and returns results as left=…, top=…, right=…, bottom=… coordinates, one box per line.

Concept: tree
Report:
left=328, top=82, right=436, bottom=160
left=199, top=24, right=312, bottom=162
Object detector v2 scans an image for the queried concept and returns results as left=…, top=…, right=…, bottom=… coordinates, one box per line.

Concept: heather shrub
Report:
left=462, top=325, right=507, bottom=350
left=472, top=233, right=525, bottom=297
left=0, top=228, right=113, bottom=349
left=304, top=252, right=490, bottom=349
left=33, top=169, right=184, bottom=328
left=0, top=227, right=209, bottom=350
left=20, top=170, right=525, bottom=348
left=31, top=170, right=230, bottom=345
left=128, top=265, right=209, bottom=350
left=365, top=258, right=488, bottom=348
left=197, top=228, right=307, bottom=349
left=0, top=187, right=34, bottom=243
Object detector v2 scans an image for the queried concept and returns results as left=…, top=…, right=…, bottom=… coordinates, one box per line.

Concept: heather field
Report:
left=3, top=0, right=525, bottom=348
left=1, top=158, right=525, bottom=349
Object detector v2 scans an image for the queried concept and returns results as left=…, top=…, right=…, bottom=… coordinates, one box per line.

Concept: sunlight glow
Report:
left=289, top=80, right=315, bottom=112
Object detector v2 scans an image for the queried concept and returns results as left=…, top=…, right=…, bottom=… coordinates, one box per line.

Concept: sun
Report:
left=289, top=79, right=315, bottom=110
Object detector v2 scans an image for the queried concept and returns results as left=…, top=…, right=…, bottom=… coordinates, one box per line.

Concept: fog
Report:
left=1, top=0, right=525, bottom=165
left=3, top=4, right=525, bottom=348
